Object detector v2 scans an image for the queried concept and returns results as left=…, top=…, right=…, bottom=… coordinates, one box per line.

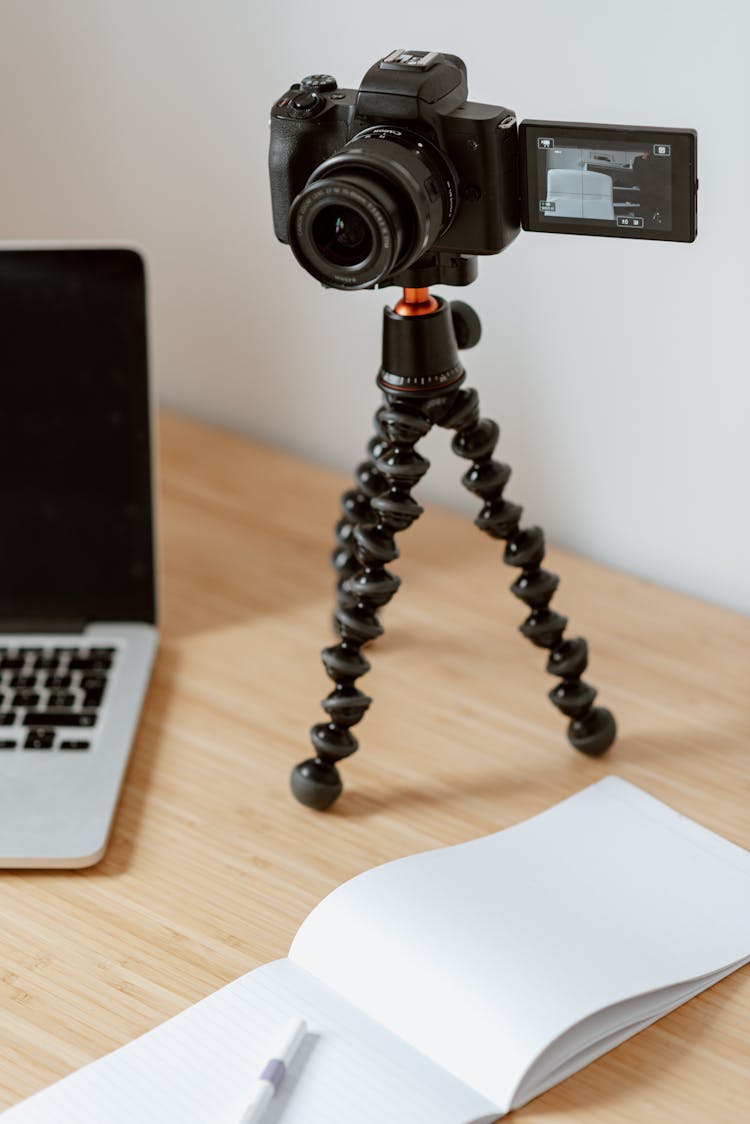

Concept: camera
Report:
left=269, top=50, right=697, bottom=291
left=269, top=50, right=519, bottom=290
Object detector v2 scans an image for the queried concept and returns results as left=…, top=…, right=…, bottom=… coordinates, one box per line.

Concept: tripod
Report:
left=291, top=276, right=616, bottom=810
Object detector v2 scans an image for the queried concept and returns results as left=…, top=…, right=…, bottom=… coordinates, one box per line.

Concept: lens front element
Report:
left=312, top=205, right=374, bottom=267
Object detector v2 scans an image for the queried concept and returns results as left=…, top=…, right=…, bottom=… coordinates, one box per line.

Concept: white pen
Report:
left=238, top=1016, right=308, bottom=1124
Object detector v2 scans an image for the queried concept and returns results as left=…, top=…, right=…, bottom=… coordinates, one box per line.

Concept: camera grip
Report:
left=269, top=116, right=348, bottom=243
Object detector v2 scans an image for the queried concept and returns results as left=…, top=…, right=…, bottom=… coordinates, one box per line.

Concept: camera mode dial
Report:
left=301, top=74, right=338, bottom=92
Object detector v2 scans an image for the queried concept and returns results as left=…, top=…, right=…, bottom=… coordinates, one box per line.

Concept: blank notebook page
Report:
left=1, top=958, right=497, bottom=1124
left=290, top=776, right=750, bottom=1108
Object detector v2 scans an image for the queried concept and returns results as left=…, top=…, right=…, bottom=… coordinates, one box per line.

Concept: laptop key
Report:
left=80, top=673, right=107, bottom=691
left=59, top=740, right=90, bottom=751
left=46, top=673, right=72, bottom=689
left=83, top=689, right=105, bottom=708
left=0, top=711, right=17, bottom=726
left=0, top=656, right=24, bottom=670
left=47, top=691, right=76, bottom=708
left=24, top=711, right=96, bottom=727
left=10, top=674, right=37, bottom=689
left=69, top=655, right=112, bottom=671
left=12, top=690, right=40, bottom=708
left=25, top=728, right=55, bottom=750
left=34, top=655, right=59, bottom=670
left=0, top=739, right=17, bottom=749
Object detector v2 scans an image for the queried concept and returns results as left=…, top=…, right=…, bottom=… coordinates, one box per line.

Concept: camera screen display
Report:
left=520, top=121, right=697, bottom=242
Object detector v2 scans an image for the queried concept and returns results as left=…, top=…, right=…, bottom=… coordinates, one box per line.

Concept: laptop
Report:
left=0, top=246, right=158, bottom=868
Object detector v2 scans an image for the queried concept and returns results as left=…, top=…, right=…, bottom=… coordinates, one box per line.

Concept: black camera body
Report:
left=269, top=50, right=520, bottom=289
left=269, top=50, right=697, bottom=291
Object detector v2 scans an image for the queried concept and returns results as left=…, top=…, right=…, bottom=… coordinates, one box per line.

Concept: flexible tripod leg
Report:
left=291, top=292, right=616, bottom=810
left=439, top=387, right=616, bottom=755
left=332, top=407, right=389, bottom=616
left=292, top=401, right=433, bottom=809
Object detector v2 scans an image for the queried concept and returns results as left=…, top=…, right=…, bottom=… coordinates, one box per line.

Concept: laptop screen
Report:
left=0, top=248, right=155, bottom=626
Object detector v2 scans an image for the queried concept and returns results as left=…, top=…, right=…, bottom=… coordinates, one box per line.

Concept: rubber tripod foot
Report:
left=567, top=707, right=617, bottom=757
left=290, top=759, right=343, bottom=810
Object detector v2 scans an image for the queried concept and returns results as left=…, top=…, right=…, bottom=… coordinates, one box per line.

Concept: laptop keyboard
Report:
left=0, top=646, right=116, bottom=751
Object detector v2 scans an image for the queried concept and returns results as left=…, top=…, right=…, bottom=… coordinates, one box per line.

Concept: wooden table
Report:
left=2, top=411, right=749, bottom=1121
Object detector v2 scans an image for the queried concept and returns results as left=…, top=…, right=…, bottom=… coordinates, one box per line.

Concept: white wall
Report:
left=1, top=1, right=748, bottom=613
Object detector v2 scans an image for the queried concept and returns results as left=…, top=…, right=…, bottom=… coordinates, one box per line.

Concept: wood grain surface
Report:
left=1, top=411, right=748, bottom=1121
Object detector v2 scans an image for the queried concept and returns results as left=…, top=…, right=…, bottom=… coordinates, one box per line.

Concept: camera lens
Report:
left=311, top=205, right=374, bottom=267
left=288, top=129, right=456, bottom=290
left=289, top=169, right=405, bottom=289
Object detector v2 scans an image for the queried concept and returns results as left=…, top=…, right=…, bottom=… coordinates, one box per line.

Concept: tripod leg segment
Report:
left=332, top=407, right=390, bottom=616
left=291, top=401, right=433, bottom=809
left=440, top=387, right=616, bottom=757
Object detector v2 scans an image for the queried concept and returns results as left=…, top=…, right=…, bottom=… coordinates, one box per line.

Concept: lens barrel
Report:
left=288, top=129, right=456, bottom=289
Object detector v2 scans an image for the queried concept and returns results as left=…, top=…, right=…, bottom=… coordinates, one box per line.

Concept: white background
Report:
left=1, top=1, right=748, bottom=612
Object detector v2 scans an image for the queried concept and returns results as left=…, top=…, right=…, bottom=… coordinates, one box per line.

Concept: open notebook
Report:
left=5, top=777, right=750, bottom=1123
